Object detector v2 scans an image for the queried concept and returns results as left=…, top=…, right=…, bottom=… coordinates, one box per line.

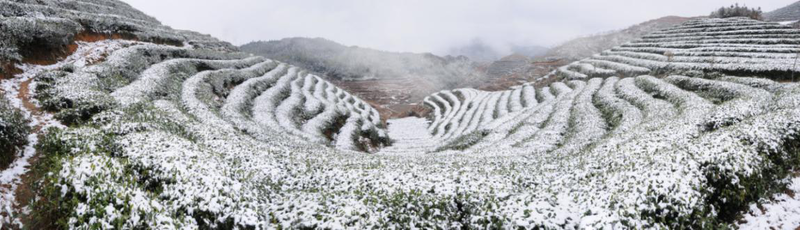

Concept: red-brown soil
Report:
left=2, top=31, right=180, bottom=81
left=0, top=31, right=176, bottom=229
left=478, top=58, right=570, bottom=91
left=327, top=58, right=570, bottom=121
left=329, top=78, right=439, bottom=121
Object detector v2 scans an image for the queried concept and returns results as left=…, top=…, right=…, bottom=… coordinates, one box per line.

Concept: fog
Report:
left=121, top=0, right=791, bottom=56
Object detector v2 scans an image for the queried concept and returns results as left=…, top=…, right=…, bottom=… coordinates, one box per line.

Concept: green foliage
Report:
left=35, top=69, right=119, bottom=126
left=0, top=97, right=30, bottom=168
left=361, top=189, right=464, bottom=228
left=27, top=128, right=120, bottom=229
left=435, top=130, right=489, bottom=152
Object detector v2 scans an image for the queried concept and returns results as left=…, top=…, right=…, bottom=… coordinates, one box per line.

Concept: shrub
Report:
left=0, top=97, right=30, bottom=168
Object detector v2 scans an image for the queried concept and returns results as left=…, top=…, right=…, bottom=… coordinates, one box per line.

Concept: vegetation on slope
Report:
left=555, top=17, right=800, bottom=80
left=239, top=37, right=487, bottom=113
left=541, top=16, right=693, bottom=62
left=426, top=74, right=800, bottom=228
left=0, top=0, right=236, bottom=79
left=3, top=0, right=800, bottom=229
left=0, top=97, right=29, bottom=169
left=240, top=38, right=483, bottom=87
left=710, top=4, right=763, bottom=20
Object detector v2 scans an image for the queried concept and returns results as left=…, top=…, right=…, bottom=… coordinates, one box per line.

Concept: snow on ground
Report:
left=0, top=40, right=129, bottom=228
left=13, top=39, right=800, bottom=228
left=378, top=117, right=438, bottom=155
left=0, top=71, right=56, bottom=228
left=558, top=17, right=800, bottom=79
left=739, top=176, right=800, bottom=229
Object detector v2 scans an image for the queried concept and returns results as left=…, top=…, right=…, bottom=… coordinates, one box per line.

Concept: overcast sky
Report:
left=121, top=0, right=792, bottom=55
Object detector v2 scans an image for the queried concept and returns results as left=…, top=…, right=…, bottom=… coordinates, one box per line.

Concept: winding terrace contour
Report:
left=1, top=1, right=800, bottom=229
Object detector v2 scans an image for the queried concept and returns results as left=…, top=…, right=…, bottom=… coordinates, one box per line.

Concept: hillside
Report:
left=423, top=75, right=800, bottom=228
left=765, top=1, right=800, bottom=22
left=0, top=0, right=390, bottom=228
left=476, top=16, right=692, bottom=91
left=0, top=0, right=235, bottom=79
left=555, top=17, right=800, bottom=80
left=446, top=40, right=549, bottom=63
left=542, top=16, right=693, bottom=62
left=445, top=39, right=503, bottom=63
left=2, top=0, right=800, bottom=229
left=240, top=38, right=486, bottom=118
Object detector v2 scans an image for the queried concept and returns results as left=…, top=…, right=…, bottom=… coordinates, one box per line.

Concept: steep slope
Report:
left=556, top=17, right=800, bottom=80
left=0, top=0, right=234, bottom=79
left=765, top=1, right=800, bottom=22
left=426, top=75, right=800, bottom=228
left=477, top=16, right=691, bottom=91
left=0, top=0, right=386, bottom=228
left=0, top=97, right=28, bottom=169
left=239, top=38, right=486, bottom=118
left=8, top=39, right=390, bottom=229
left=543, top=16, right=693, bottom=62
left=485, top=54, right=532, bottom=79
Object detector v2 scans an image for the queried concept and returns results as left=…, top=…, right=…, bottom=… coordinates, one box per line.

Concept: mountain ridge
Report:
left=765, top=1, right=800, bottom=22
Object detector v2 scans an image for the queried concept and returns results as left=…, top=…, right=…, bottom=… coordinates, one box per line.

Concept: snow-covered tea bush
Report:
left=0, top=97, right=29, bottom=168
left=28, top=37, right=800, bottom=228
left=0, top=0, right=236, bottom=76
left=423, top=73, right=800, bottom=228
left=555, top=17, right=800, bottom=80
left=5, top=1, right=800, bottom=229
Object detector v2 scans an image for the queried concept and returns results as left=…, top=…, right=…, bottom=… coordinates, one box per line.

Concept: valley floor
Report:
left=378, top=117, right=438, bottom=155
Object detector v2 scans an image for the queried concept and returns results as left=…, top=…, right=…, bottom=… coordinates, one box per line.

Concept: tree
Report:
left=709, top=3, right=763, bottom=20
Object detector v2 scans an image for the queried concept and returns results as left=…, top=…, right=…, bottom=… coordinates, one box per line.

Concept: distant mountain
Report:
left=542, top=16, right=692, bottom=62
left=485, top=54, right=531, bottom=78
left=446, top=40, right=549, bottom=63
left=240, top=37, right=486, bottom=118
left=510, top=45, right=549, bottom=58
left=765, top=1, right=800, bottom=22
left=446, top=39, right=502, bottom=63
left=241, top=38, right=482, bottom=86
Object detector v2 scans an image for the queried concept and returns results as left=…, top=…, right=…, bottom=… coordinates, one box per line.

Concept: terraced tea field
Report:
left=2, top=0, right=800, bottom=229
left=556, top=17, right=800, bottom=80
left=12, top=37, right=800, bottom=228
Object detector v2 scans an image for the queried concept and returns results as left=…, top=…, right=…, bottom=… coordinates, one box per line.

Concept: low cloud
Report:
left=122, top=0, right=790, bottom=55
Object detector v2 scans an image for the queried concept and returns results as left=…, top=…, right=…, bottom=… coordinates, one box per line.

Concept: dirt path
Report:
left=0, top=38, right=141, bottom=228
left=0, top=66, right=57, bottom=229
left=18, top=79, right=40, bottom=116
